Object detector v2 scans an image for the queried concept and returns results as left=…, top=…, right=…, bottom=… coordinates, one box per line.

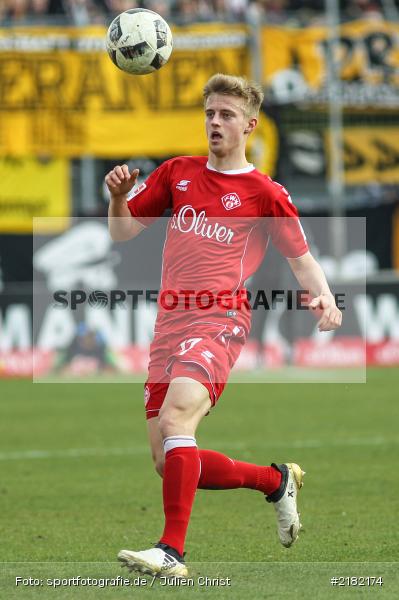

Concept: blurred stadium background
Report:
left=1, top=4, right=399, bottom=598
left=0, top=0, right=398, bottom=377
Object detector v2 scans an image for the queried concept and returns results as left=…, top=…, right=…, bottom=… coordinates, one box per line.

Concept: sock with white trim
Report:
left=159, top=435, right=200, bottom=556
left=197, top=449, right=281, bottom=495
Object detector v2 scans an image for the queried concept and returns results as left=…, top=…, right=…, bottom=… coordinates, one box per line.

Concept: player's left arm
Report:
left=287, top=251, right=342, bottom=332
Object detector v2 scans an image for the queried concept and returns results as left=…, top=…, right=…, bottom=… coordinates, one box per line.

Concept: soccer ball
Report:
left=106, top=9, right=173, bottom=75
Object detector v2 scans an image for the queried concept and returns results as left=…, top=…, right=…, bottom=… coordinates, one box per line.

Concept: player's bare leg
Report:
left=118, top=377, right=210, bottom=577
left=158, top=376, right=211, bottom=437
left=147, top=416, right=164, bottom=477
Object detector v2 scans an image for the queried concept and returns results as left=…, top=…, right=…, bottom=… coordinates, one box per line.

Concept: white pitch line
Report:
left=0, top=436, right=397, bottom=461
left=0, top=446, right=149, bottom=461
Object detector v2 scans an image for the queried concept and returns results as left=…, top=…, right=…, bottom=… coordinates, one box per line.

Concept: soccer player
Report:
left=105, top=73, right=342, bottom=578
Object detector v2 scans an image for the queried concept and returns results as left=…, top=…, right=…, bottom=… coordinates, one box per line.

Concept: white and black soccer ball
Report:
left=106, top=9, right=173, bottom=75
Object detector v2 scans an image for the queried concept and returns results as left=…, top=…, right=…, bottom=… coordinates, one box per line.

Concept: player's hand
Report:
left=105, top=165, right=139, bottom=200
left=309, top=293, right=342, bottom=331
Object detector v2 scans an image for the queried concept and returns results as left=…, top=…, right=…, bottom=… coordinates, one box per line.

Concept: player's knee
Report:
left=158, top=410, right=179, bottom=438
left=159, top=405, right=199, bottom=438
left=158, top=380, right=210, bottom=437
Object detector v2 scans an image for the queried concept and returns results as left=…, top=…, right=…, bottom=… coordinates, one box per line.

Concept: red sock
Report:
left=198, top=449, right=281, bottom=495
left=159, top=446, right=200, bottom=556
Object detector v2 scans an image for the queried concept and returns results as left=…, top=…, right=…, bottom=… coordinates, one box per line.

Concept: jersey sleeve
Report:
left=264, top=185, right=308, bottom=258
left=126, top=160, right=172, bottom=226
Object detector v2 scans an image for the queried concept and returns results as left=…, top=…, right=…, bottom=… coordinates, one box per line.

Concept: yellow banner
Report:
left=326, top=127, right=399, bottom=184
left=0, top=157, right=70, bottom=232
left=393, top=205, right=399, bottom=270
left=262, top=20, right=399, bottom=98
left=0, top=24, right=250, bottom=158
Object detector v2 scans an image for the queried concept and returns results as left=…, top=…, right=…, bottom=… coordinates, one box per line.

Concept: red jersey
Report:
left=127, top=156, right=308, bottom=332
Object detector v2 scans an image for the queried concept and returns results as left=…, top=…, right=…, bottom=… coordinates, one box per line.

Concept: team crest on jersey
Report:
left=221, top=192, right=241, bottom=211
left=176, top=179, right=190, bottom=191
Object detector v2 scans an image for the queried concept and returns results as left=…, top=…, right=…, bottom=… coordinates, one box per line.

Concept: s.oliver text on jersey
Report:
left=170, top=205, right=234, bottom=245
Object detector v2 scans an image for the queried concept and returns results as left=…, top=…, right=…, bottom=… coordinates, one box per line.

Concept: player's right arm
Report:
left=106, top=165, right=145, bottom=241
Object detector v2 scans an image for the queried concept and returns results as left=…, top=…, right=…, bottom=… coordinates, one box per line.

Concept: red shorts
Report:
left=144, top=320, right=246, bottom=420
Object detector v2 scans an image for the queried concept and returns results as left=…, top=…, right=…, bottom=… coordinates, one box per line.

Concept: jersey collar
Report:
left=206, top=161, right=255, bottom=175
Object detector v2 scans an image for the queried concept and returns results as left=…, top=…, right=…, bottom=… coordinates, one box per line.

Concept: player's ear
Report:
left=244, top=117, right=257, bottom=135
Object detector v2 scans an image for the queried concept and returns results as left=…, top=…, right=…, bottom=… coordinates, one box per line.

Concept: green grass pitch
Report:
left=1, top=368, right=398, bottom=598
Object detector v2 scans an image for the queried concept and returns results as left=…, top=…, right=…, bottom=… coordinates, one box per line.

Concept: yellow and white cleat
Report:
left=118, top=543, right=188, bottom=578
left=266, top=462, right=305, bottom=548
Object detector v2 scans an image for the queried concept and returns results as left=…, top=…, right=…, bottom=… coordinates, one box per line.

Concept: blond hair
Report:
left=203, top=73, right=264, bottom=117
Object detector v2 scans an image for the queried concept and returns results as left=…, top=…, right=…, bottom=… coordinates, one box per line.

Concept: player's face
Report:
left=205, top=94, right=254, bottom=157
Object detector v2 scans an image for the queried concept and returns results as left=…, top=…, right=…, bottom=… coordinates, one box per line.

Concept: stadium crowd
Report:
left=0, top=0, right=390, bottom=26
